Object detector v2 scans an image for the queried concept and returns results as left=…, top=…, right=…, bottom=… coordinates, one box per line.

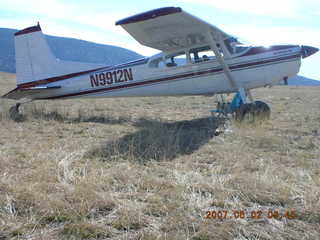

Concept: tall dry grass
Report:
left=0, top=73, right=320, bottom=239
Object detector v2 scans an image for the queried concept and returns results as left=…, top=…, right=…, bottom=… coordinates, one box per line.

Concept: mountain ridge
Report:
left=286, top=75, right=320, bottom=86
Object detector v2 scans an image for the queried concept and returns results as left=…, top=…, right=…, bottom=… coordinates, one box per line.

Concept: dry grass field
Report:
left=0, top=71, right=319, bottom=240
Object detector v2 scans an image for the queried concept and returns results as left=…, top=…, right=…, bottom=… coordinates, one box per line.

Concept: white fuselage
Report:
left=21, top=45, right=302, bottom=100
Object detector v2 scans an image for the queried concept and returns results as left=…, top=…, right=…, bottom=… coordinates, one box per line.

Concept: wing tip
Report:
left=116, top=7, right=182, bottom=25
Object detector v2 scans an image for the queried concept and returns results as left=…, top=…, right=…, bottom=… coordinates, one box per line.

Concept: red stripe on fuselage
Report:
left=17, top=59, right=147, bottom=89
left=17, top=66, right=109, bottom=89
left=239, top=45, right=299, bottom=57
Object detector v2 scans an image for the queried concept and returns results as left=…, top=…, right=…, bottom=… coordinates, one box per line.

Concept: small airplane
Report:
left=2, top=7, right=318, bottom=121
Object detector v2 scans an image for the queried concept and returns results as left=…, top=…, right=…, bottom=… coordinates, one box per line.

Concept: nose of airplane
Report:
left=301, top=45, right=319, bottom=58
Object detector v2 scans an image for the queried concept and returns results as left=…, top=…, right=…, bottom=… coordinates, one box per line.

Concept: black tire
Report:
left=253, top=101, right=271, bottom=120
left=235, top=101, right=270, bottom=122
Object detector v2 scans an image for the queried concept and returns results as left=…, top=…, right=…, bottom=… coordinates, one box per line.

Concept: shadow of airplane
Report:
left=21, top=106, right=131, bottom=125
left=85, top=116, right=225, bottom=163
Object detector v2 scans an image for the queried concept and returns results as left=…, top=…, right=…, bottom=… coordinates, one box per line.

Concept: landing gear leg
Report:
left=211, top=89, right=270, bottom=125
left=9, top=100, right=32, bottom=121
left=11, top=103, right=21, bottom=113
left=210, top=94, right=233, bottom=134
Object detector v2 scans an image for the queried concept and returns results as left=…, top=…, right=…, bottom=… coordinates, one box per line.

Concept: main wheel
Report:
left=235, top=101, right=270, bottom=122
left=252, top=101, right=271, bottom=120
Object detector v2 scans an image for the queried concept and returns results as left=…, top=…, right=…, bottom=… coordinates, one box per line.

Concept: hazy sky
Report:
left=1, top=0, right=319, bottom=79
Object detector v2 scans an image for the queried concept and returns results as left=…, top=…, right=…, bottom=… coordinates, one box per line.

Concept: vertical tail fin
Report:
left=14, top=24, right=104, bottom=85
left=15, top=24, right=56, bottom=85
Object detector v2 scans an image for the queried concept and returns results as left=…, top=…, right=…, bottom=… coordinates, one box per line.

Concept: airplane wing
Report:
left=2, top=86, right=61, bottom=100
left=116, top=7, right=231, bottom=52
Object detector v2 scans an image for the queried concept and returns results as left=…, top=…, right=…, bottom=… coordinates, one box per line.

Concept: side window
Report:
left=165, top=52, right=187, bottom=68
left=190, top=46, right=215, bottom=63
left=149, top=57, right=164, bottom=68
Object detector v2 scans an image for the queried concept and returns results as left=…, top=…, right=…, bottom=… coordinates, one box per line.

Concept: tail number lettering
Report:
left=90, top=68, right=133, bottom=87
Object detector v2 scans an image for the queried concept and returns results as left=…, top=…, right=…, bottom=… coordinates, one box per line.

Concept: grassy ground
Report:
left=0, top=72, right=319, bottom=239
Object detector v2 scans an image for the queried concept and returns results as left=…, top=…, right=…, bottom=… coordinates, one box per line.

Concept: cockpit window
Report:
left=149, top=57, right=163, bottom=68
left=149, top=52, right=188, bottom=69
left=224, top=37, right=249, bottom=55
left=189, top=46, right=215, bottom=63
left=165, top=52, right=187, bottom=67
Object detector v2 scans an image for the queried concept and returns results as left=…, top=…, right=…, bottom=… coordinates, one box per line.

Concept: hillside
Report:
left=0, top=72, right=319, bottom=239
left=287, top=75, right=320, bottom=86
left=0, top=28, right=142, bottom=73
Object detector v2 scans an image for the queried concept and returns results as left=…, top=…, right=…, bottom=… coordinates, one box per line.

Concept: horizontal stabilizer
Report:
left=20, top=86, right=61, bottom=91
left=2, top=86, right=61, bottom=100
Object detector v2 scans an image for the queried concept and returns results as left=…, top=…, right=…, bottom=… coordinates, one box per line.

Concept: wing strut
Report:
left=206, top=32, right=252, bottom=104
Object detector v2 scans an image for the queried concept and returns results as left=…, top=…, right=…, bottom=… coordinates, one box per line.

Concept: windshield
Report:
left=224, top=37, right=250, bottom=55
